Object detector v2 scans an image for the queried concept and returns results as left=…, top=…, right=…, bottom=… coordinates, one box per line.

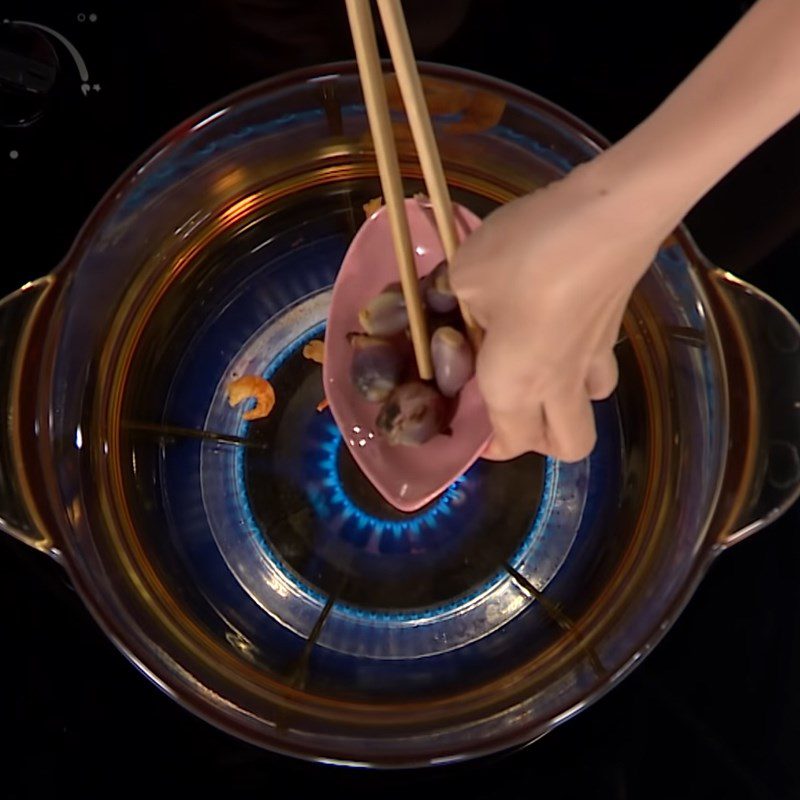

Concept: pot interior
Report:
left=48, top=65, right=727, bottom=762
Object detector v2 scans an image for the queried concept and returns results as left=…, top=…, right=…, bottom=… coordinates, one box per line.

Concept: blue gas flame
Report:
left=304, top=419, right=469, bottom=550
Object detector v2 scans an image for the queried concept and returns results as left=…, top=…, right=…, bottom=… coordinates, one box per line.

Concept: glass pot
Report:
left=1, top=63, right=799, bottom=767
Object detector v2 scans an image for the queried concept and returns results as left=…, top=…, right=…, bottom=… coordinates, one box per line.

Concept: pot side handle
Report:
left=709, top=269, right=800, bottom=549
left=0, top=277, right=58, bottom=555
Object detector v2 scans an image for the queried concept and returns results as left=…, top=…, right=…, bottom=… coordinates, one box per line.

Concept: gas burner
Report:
left=304, top=419, right=470, bottom=554
left=198, top=294, right=589, bottom=658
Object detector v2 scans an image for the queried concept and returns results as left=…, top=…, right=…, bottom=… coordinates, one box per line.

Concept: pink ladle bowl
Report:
left=323, top=196, right=492, bottom=512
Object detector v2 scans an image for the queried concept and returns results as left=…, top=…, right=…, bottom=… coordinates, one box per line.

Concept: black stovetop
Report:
left=2, top=2, right=799, bottom=797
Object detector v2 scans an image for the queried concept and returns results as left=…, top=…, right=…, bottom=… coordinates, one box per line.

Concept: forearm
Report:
left=600, top=0, right=800, bottom=230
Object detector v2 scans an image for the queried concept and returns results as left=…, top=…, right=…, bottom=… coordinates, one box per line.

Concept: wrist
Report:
left=570, top=144, right=688, bottom=246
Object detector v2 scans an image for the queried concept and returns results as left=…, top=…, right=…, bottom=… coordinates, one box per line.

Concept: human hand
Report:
left=451, top=159, right=673, bottom=461
left=453, top=0, right=800, bottom=462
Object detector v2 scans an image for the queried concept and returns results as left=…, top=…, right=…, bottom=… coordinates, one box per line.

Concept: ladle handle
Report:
left=0, top=277, right=59, bottom=557
left=708, top=269, right=800, bottom=549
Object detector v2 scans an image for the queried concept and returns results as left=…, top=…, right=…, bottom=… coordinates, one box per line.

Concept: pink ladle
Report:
left=323, top=196, right=492, bottom=512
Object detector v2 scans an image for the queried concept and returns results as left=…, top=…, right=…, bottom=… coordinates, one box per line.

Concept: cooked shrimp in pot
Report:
left=227, top=375, right=276, bottom=421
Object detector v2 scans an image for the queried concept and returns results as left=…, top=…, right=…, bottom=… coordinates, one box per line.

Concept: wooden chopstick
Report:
left=344, top=0, right=433, bottom=380
left=375, top=0, right=482, bottom=349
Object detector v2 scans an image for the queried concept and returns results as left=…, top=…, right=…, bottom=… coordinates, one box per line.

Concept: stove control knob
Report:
left=0, top=22, right=59, bottom=126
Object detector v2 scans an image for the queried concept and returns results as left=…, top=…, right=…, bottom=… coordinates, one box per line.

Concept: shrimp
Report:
left=302, top=339, right=325, bottom=364
left=363, top=196, right=383, bottom=218
left=227, top=375, right=276, bottom=421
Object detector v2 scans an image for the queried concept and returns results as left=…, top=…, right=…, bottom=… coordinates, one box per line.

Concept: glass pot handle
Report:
left=708, top=269, right=800, bottom=549
left=0, top=277, right=59, bottom=556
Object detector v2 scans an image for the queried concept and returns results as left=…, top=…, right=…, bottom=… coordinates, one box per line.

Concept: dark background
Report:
left=2, top=2, right=799, bottom=797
